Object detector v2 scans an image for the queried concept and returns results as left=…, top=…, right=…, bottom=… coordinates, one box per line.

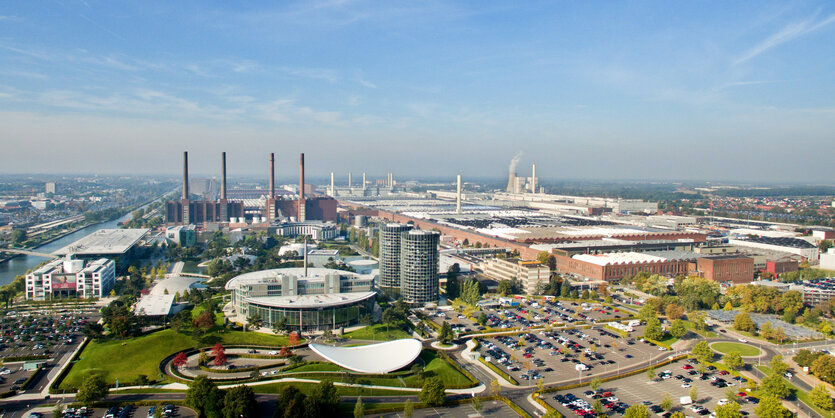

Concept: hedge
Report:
left=21, top=366, right=44, bottom=391
left=532, top=391, right=560, bottom=417
left=1, top=354, right=50, bottom=362
left=478, top=356, right=518, bottom=385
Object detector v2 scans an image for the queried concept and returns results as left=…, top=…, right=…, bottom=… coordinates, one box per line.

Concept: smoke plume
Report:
left=509, top=151, right=523, bottom=174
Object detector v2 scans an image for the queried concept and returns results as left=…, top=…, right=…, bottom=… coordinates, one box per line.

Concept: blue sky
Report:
left=1, top=1, right=834, bottom=183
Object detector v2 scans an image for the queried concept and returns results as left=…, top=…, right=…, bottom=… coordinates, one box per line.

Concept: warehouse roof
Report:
left=54, top=228, right=149, bottom=256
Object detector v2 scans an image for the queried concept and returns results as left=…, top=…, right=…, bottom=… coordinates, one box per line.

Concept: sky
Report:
left=0, top=1, right=834, bottom=183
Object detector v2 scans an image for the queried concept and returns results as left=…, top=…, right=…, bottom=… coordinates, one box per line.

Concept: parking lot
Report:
left=546, top=359, right=759, bottom=417
left=26, top=404, right=197, bottom=418
left=425, top=299, right=634, bottom=338
left=0, top=308, right=96, bottom=360
left=477, top=323, right=671, bottom=385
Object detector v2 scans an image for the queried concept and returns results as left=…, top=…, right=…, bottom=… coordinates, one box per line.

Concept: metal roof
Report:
left=309, top=339, right=422, bottom=374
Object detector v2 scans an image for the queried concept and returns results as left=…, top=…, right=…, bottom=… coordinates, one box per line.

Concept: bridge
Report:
left=0, top=248, right=59, bottom=259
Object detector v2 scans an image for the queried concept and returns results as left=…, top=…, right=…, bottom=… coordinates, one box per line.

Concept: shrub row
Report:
left=1, top=354, right=50, bottom=362
left=477, top=356, right=518, bottom=385
left=49, top=337, right=90, bottom=394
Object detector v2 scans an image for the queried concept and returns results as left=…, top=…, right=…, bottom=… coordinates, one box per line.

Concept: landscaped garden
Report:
left=710, top=342, right=761, bottom=357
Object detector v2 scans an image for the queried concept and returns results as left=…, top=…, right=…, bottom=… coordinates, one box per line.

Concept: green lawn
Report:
left=403, top=350, right=475, bottom=388
left=710, top=342, right=761, bottom=357
left=343, top=323, right=412, bottom=341
left=61, top=328, right=295, bottom=389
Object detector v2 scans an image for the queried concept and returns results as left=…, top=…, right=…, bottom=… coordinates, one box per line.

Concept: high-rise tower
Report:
left=379, top=223, right=413, bottom=298
left=400, top=230, right=440, bottom=304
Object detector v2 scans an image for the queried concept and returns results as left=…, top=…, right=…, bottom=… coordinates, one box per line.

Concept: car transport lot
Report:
left=546, top=359, right=758, bottom=417
left=0, top=308, right=97, bottom=361
left=477, top=324, right=669, bottom=385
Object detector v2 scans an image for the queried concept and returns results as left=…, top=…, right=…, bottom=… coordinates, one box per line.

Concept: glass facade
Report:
left=246, top=296, right=374, bottom=331
left=400, top=230, right=440, bottom=304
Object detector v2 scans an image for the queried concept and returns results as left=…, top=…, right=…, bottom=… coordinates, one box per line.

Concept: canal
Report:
left=0, top=211, right=136, bottom=286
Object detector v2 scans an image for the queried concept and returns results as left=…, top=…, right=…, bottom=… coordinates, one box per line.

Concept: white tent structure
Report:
left=309, top=338, right=422, bottom=374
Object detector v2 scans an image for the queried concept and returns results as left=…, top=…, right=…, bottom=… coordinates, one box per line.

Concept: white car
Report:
left=268, top=350, right=278, bottom=355
left=738, top=338, right=747, bottom=343
left=785, top=372, right=793, bottom=379
left=717, top=399, right=729, bottom=406
left=682, top=382, right=691, bottom=388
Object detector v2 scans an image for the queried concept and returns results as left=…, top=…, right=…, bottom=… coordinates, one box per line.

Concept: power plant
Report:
left=165, top=152, right=336, bottom=226
left=505, top=152, right=538, bottom=194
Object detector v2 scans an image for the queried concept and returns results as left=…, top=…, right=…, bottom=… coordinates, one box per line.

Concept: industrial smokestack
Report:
left=298, top=153, right=306, bottom=222
left=456, top=174, right=462, bottom=214
left=531, top=163, right=536, bottom=194
left=183, top=151, right=189, bottom=199
left=506, top=151, right=523, bottom=193
left=269, top=153, right=275, bottom=199
left=330, top=172, right=334, bottom=196
left=348, top=172, right=352, bottom=188
left=221, top=152, right=227, bottom=200
left=362, top=172, right=366, bottom=190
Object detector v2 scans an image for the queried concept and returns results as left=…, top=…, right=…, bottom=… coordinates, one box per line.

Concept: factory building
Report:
left=727, top=236, right=818, bottom=260
left=166, top=151, right=336, bottom=226
left=26, top=256, right=115, bottom=300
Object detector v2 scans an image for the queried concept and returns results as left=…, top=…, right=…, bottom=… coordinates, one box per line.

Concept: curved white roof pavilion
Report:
left=309, top=338, right=422, bottom=374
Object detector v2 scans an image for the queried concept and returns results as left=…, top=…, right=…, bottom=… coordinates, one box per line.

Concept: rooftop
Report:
left=309, top=338, right=423, bottom=374
left=134, top=294, right=176, bottom=316
left=225, top=267, right=371, bottom=289
left=53, top=228, right=149, bottom=256
left=245, top=291, right=376, bottom=309
left=572, top=252, right=667, bottom=266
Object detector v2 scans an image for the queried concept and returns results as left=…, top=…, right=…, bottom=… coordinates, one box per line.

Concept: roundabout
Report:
left=709, top=341, right=762, bottom=357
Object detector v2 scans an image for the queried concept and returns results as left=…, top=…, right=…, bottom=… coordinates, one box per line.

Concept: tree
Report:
left=275, top=385, right=306, bottom=418
left=665, top=303, right=684, bottom=320
left=305, top=379, right=339, bottom=417
left=83, top=322, right=105, bottom=340
left=404, top=400, right=414, bottom=418
left=670, top=413, right=685, bottom=418
left=692, top=341, right=713, bottom=364
left=497, top=280, right=513, bottom=296
left=193, top=311, right=216, bottom=333
left=560, top=280, right=570, bottom=297
left=769, top=355, right=789, bottom=376
left=646, top=367, right=656, bottom=381
left=723, top=301, right=734, bottom=311
left=289, top=331, right=300, bottom=346
left=669, top=319, right=687, bottom=338
left=733, top=312, right=755, bottom=333
left=420, top=376, right=446, bottom=407
left=198, top=349, right=209, bottom=366
left=715, top=401, right=742, bottom=418
left=10, top=229, right=26, bottom=245
left=76, top=374, right=108, bottom=406
left=623, top=404, right=649, bottom=418
left=689, top=387, right=698, bottom=402
left=212, top=343, right=227, bottom=366
left=810, top=384, right=833, bottom=410
left=660, top=393, right=672, bottom=410
left=643, top=317, right=665, bottom=341
left=223, top=385, right=259, bottom=418
left=185, top=376, right=223, bottom=418
left=477, top=312, right=488, bottom=326
left=761, top=373, right=790, bottom=398
left=247, top=314, right=261, bottom=330
left=273, top=316, right=288, bottom=334
left=723, top=351, right=744, bottom=371
left=590, top=377, right=601, bottom=391
left=354, top=396, right=364, bottom=418
left=173, top=351, right=189, bottom=368
left=821, top=240, right=833, bottom=253
left=439, top=321, right=454, bottom=344
left=755, top=395, right=792, bottom=418
left=593, top=399, right=604, bottom=415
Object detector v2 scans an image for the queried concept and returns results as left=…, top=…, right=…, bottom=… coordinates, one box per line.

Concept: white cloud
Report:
left=734, top=12, right=835, bottom=65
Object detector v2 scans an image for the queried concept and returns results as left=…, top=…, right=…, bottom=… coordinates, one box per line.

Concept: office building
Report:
left=26, top=256, right=115, bottom=300
left=482, top=258, right=551, bottom=295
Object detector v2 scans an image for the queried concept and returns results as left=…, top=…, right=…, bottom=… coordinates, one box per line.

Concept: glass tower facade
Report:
left=400, top=230, right=440, bottom=304
left=379, top=223, right=413, bottom=298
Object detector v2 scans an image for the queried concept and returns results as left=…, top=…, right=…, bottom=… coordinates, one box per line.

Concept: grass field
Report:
left=61, top=328, right=295, bottom=389
left=411, top=350, right=474, bottom=388
left=343, top=323, right=412, bottom=341
left=710, top=342, right=761, bottom=357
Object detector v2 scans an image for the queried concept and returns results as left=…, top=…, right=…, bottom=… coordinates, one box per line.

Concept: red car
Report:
left=737, top=392, right=746, bottom=397
left=602, top=392, right=613, bottom=397
left=683, top=364, right=693, bottom=370
left=523, top=353, right=533, bottom=358
left=719, top=370, right=729, bottom=375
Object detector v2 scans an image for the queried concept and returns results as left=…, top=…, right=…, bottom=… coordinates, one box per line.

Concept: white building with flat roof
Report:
left=26, top=256, right=115, bottom=300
